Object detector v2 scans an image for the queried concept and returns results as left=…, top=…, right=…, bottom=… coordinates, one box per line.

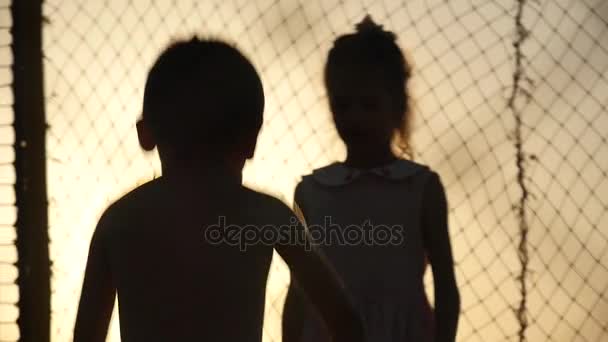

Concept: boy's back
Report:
left=90, top=173, right=291, bottom=341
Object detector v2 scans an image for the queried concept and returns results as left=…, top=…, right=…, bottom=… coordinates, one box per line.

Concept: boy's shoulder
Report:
left=102, top=179, right=295, bottom=220
left=95, top=178, right=164, bottom=230
left=240, top=186, right=294, bottom=218
left=109, top=177, right=162, bottom=209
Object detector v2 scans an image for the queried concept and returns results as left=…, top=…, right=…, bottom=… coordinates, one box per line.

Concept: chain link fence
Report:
left=4, top=0, right=603, bottom=341
left=0, top=0, right=18, bottom=340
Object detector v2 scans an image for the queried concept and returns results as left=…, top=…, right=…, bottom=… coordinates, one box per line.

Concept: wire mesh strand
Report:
left=0, top=0, right=18, bottom=341
left=37, top=0, right=608, bottom=341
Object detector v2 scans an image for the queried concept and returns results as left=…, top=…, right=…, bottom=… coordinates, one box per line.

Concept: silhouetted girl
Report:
left=283, top=16, right=460, bottom=342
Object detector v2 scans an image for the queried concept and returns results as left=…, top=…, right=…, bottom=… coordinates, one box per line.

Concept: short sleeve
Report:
left=420, top=171, right=449, bottom=249
left=293, top=180, right=308, bottom=227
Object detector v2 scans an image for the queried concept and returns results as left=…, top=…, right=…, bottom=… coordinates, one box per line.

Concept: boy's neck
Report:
left=161, top=158, right=244, bottom=186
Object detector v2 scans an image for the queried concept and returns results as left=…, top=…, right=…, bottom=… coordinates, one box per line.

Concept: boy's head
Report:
left=137, top=37, right=264, bottom=167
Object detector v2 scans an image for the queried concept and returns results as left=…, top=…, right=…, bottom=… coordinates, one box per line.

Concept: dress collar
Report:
left=311, top=159, right=426, bottom=186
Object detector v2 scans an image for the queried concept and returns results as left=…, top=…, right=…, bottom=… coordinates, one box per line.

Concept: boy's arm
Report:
left=274, top=207, right=365, bottom=342
left=282, top=198, right=308, bottom=342
left=282, top=274, right=307, bottom=342
left=421, top=172, right=460, bottom=342
left=74, top=211, right=116, bottom=342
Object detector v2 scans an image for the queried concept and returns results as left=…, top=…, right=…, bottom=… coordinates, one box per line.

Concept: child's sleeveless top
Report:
left=294, top=158, right=438, bottom=342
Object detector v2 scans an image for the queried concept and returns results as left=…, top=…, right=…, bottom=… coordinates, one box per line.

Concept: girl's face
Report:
left=327, top=64, right=401, bottom=148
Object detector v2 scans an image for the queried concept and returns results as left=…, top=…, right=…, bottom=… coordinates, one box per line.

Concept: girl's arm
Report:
left=421, top=172, right=461, bottom=342
left=74, top=213, right=116, bottom=342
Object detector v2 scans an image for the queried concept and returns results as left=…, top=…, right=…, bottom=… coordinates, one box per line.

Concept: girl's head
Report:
left=324, top=16, right=412, bottom=156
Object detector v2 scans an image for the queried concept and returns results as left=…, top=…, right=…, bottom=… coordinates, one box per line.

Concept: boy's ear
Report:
left=136, top=118, right=156, bottom=151
left=243, top=130, right=259, bottom=159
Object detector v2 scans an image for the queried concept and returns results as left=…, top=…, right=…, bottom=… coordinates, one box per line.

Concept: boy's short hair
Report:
left=142, top=37, right=264, bottom=158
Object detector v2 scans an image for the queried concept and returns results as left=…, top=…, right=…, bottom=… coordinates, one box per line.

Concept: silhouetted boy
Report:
left=74, top=37, right=364, bottom=342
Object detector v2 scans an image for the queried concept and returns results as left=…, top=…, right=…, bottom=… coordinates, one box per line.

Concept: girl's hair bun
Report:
left=355, top=15, right=396, bottom=41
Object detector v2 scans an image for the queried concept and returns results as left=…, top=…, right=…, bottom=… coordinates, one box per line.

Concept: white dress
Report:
left=291, top=158, right=443, bottom=342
